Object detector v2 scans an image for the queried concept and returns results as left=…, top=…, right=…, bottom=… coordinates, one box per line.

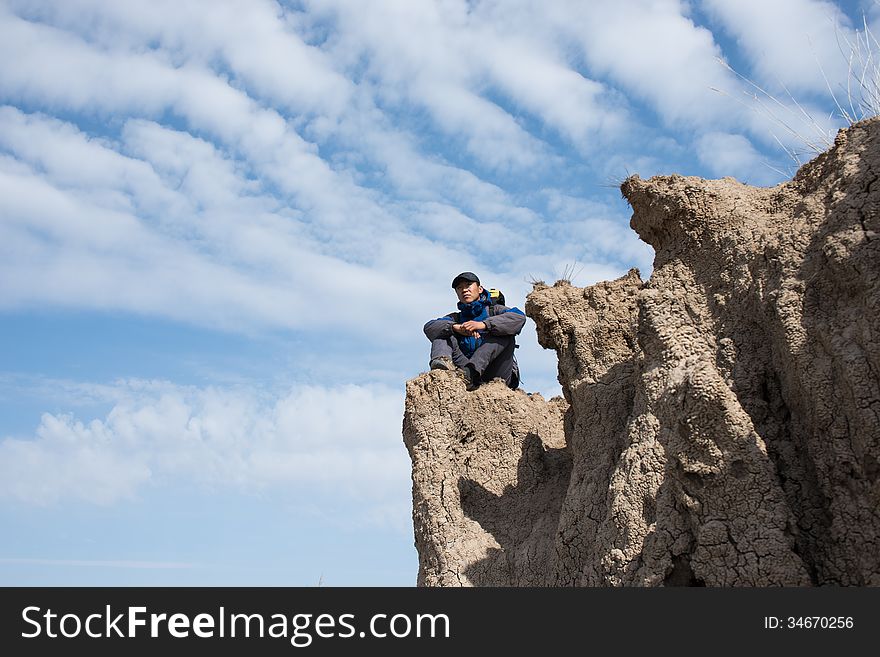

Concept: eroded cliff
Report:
left=403, top=116, right=880, bottom=586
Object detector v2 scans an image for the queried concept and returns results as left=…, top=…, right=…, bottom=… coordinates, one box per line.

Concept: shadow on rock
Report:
left=459, top=433, right=572, bottom=586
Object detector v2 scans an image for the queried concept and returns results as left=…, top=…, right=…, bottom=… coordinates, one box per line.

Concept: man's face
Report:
left=455, top=281, right=483, bottom=304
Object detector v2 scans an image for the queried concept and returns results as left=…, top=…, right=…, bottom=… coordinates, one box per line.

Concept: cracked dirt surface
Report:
left=403, top=116, right=880, bottom=586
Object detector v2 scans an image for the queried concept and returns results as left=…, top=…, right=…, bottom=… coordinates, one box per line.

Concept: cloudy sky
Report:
left=1, top=0, right=876, bottom=585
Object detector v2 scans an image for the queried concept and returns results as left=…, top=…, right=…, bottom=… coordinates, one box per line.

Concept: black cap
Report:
left=451, top=272, right=480, bottom=288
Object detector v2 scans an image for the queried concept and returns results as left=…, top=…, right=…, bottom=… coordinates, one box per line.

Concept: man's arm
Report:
left=424, top=314, right=457, bottom=340
left=482, top=306, right=526, bottom=336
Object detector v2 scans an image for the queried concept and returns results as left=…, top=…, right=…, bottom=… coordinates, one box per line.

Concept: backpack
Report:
left=486, top=287, right=520, bottom=386
left=487, top=288, right=506, bottom=306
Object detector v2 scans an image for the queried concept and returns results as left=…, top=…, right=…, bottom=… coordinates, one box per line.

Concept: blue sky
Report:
left=1, top=0, right=877, bottom=586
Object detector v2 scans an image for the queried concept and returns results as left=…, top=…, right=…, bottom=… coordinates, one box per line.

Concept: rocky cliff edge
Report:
left=403, top=117, right=880, bottom=586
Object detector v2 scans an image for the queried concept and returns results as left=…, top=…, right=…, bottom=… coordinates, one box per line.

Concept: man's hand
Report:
left=460, top=320, right=486, bottom=333
left=454, top=321, right=486, bottom=337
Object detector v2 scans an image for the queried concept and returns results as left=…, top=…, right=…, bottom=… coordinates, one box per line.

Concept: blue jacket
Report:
left=423, top=291, right=526, bottom=357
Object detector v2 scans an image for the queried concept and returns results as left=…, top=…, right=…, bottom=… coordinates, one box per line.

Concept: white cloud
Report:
left=702, top=0, right=878, bottom=156
left=0, top=108, right=481, bottom=339
left=541, top=190, right=655, bottom=269
left=308, top=0, right=549, bottom=169
left=0, top=6, right=173, bottom=114
left=479, top=35, right=625, bottom=147
left=0, top=0, right=755, bottom=295
left=696, top=131, right=781, bottom=184
left=0, top=101, right=644, bottom=347
left=6, top=0, right=636, bottom=340
left=308, top=0, right=628, bottom=164
left=0, top=6, right=381, bottom=233
left=535, top=0, right=738, bottom=126
left=0, top=156, right=309, bottom=330
left=0, top=380, right=408, bottom=506
left=5, top=0, right=353, bottom=116
left=3, top=0, right=584, bottom=204
left=703, top=0, right=854, bottom=94
left=0, top=413, right=152, bottom=505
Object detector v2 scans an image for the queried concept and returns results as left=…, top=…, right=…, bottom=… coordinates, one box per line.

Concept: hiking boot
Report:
left=460, top=364, right=480, bottom=391
left=429, top=356, right=456, bottom=371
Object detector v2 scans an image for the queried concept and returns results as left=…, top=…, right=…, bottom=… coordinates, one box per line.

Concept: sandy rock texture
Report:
left=404, top=117, right=879, bottom=586
left=403, top=373, right=568, bottom=586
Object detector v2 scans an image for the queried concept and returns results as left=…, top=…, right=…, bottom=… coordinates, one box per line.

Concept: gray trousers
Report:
left=430, top=335, right=519, bottom=389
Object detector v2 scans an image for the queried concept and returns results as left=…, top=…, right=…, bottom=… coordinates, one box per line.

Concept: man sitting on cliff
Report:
left=424, top=272, right=526, bottom=390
